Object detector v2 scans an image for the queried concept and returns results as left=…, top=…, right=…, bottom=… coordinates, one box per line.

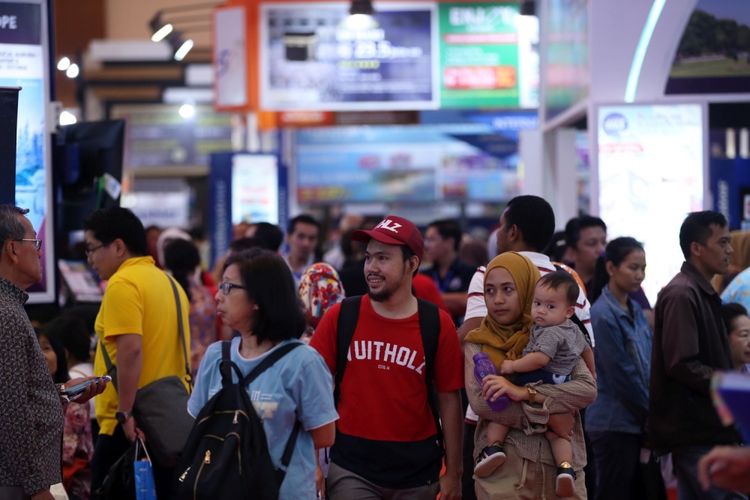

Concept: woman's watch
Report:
left=525, top=384, right=538, bottom=401
left=115, top=410, right=133, bottom=425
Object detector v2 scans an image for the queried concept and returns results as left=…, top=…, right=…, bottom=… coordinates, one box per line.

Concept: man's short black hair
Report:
left=505, top=195, right=555, bottom=252
left=427, top=219, right=463, bottom=252
left=537, top=270, right=579, bottom=307
left=565, top=216, right=607, bottom=249
left=721, top=302, right=748, bottom=333
left=679, top=210, right=727, bottom=260
left=253, top=222, right=284, bottom=251
left=287, top=214, right=320, bottom=235
left=83, top=207, right=147, bottom=256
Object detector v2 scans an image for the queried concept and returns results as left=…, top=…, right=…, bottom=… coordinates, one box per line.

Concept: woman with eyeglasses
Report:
left=186, top=250, right=338, bottom=499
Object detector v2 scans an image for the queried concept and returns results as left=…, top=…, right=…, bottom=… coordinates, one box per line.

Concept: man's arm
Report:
left=659, top=292, right=714, bottom=396
left=114, top=334, right=143, bottom=441
left=457, top=268, right=486, bottom=342
left=442, top=292, right=468, bottom=319
left=438, top=390, right=463, bottom=499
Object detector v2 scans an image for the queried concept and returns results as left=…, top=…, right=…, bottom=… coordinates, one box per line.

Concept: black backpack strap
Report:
left=219, top=340, right=243, bottom=388
left=334, top=296, right=362, bottom=407
left=417, top=298, right=443, bottom=448
left=279, top=420, right=302, bottom=473
left=552, top=264, right=593, bottom=346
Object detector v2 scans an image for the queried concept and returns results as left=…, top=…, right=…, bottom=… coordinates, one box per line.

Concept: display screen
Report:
left=296, top=114, right=537, bottom=204
left=542, top=0, right=589, bottom=121
left=598, top=103, right=704, bottom=303
left=260, top=2, right=438, bottom=111
left=438, top=2, right=538, bottom=109
left=2, top=0, right=54, bottom=303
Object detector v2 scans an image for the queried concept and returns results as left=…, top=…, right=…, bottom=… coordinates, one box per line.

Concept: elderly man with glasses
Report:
left=0, top=205, right=105, bottom=500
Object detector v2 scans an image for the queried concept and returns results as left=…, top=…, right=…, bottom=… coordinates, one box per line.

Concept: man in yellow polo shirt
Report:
left=84, top=207, right=191, bottom=499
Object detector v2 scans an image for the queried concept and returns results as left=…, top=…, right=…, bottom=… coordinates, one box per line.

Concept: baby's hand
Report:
left=500, top=359, right=514, bottom=375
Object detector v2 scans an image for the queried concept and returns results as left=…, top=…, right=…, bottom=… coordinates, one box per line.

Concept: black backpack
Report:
left=334, top=296, right=443, bottom=445
left=176, top=341, right=303, bottom=500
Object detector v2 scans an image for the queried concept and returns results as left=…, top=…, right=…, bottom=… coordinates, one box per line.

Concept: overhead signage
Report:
left=438, top=2, right=539, bottom=109
left=260, top=2, right=438, bottom=111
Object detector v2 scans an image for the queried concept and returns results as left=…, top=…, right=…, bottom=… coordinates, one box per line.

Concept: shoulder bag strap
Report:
left=165, top=273, right=193, bottom=389
left=99, top=339, right=119, bottom=391
left=334, top=296, right=362, bottom=407
left=417, top=298, right=444, bottom=448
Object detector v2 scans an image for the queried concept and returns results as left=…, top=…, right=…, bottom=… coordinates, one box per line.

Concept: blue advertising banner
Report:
left=295, top=116, right=536, bottom=204
left=208, top=152, right=287, bottom=266
left=260, top=2, right=438, bottom=111
left=2, top=0, right=54, bottom=303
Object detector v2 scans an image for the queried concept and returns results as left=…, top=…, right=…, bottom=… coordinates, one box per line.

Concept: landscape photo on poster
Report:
left=667, top=0, right=750, bottom=93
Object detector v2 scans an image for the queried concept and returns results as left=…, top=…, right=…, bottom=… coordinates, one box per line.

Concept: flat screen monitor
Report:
left=55, top=119, right=125, bottom=231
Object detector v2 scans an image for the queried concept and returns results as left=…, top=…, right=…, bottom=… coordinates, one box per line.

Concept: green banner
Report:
left=438, top=3, right=522, bottom=108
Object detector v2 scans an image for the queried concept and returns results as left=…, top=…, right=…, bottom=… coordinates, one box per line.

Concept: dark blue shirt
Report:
left=586, top=285, right=652, bottom=434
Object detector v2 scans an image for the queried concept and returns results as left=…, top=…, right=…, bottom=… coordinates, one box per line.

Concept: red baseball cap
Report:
left=352, top=215, right=424, bottom=261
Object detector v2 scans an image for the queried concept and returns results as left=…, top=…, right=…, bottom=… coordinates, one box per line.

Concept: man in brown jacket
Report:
left=650, top=210, right=744, bottom=500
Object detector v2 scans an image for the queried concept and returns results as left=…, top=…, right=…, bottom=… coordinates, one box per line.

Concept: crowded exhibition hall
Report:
left=1, top=0, right=750, bottom=498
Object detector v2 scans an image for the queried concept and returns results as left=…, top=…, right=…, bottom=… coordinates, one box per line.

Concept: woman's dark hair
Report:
left=44, top=314, right=91, bottom=363
left=589, top=237, right=644, bottom=303
left=721, top=302, right=748, bottom=333
left=164, top=239, right=201, bottom=301
left=237, top=253, right=306, bottom=342
left=37, top=329, right=70, bottom=384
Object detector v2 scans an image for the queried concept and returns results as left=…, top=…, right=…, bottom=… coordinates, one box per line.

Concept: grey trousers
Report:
left=327, top=462, right=440, bottom=500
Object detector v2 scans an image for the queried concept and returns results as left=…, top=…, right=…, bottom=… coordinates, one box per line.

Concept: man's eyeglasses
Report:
left=219, top=281, right=246, bottom=295
left=14, top=238, right=42, bottom=251
left=85, top=244, right=105, bottom=256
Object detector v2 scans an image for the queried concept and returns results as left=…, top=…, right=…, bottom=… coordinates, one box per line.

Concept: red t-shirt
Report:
left=310, top=295, right=464, bottom=442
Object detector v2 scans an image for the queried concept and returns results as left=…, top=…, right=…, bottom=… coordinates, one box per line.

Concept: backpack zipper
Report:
left=193, top=450, right=211, bottom=500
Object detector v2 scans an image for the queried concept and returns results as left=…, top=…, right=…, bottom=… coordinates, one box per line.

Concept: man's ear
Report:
left=690, top=240, right=702, bottom=259
left=507, top=223, right=519, bottom=244
left=409, top=255, right=421, bottom=274
left=3, top=240, right=18, bottom=262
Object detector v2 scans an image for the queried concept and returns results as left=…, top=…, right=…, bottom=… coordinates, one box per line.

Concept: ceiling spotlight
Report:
left=65, top=63, right=80, bottom=79
left=174, top=39, right=194, bottom=61
left=59, top=110, right=78, bottom=126
left=178, top=103, right=196, bottom=120
left=57, top=56, right=71, bottom=71
left=151, top=23, right=174, bottom=42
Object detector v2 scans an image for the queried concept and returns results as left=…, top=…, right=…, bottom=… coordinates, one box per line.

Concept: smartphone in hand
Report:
left=61, top=375, right=111, bottom=400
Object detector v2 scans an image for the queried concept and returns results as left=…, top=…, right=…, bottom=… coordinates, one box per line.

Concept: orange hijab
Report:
left=464, top=252, right=540, bottom=369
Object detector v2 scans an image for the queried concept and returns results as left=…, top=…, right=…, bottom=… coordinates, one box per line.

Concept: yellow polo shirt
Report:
left=94, top=256, right=191, bottom=435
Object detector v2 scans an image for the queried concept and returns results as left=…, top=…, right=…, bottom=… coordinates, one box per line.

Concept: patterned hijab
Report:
left=298, top=263, right=345, bottom=328
left=464, top=252, right=540, bottom=369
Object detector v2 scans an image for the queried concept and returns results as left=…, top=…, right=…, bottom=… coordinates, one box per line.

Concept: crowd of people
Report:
left=1, top=197, right=750, bottom=499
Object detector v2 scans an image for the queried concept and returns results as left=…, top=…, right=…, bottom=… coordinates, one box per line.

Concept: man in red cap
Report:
left=310, top=215, right=464, bottom=499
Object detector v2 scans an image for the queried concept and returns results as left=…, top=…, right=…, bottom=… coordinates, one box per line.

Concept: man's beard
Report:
left=368, top=286, right=395, bottom=302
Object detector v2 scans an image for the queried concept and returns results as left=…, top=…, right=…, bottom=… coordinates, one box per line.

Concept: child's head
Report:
left=36, top=329, right=69, bottom=384
left=721, top=302, right=750, bottom=370
left=531, top=271, right=579, bottom=327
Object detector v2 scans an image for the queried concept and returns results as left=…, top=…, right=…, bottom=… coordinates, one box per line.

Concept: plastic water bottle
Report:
left=473, top=352, right=511, bottom=412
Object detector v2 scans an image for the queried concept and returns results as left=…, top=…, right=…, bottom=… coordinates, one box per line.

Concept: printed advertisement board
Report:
left=296, top=115, right=537, bottom=204
left=598, top=103, right=704, bottom=303
left=2, top=0, right=54, bottom=302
